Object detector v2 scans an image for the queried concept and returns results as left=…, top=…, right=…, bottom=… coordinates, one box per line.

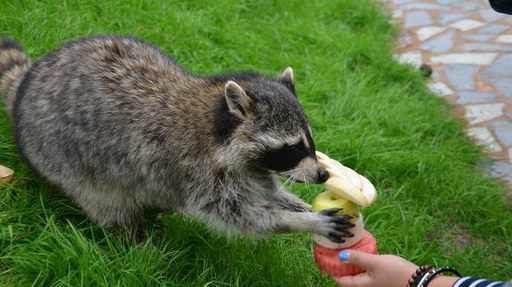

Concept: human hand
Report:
left=331, top=250, right=418, bottom=287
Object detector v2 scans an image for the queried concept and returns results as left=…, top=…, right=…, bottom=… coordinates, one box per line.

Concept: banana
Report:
left=317, top=152, right=363, bottom=191
left=313, top=152, right=377, bottom=248
left=359, top=175, right=377, bottom=206
left=0, top=165, right=14, bottom=185
left=316, top=151, right=377, bottom=207
left=323, top=175, right=369, bottom=206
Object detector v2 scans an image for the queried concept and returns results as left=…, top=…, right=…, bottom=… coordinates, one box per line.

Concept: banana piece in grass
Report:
left=316, top=151, right=377, bottom=207
left=0, top=165, right=14, bottom=185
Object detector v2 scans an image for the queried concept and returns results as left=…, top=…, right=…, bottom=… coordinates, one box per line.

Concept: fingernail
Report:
left=338, top=251, right=350, bottom=262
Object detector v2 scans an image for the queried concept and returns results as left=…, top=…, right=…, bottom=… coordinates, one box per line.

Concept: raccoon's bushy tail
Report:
left=0, top=37, right=31, bottom=118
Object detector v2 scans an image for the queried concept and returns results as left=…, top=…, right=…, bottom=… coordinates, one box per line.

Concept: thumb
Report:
left=338, top=250, right=378, bottom=271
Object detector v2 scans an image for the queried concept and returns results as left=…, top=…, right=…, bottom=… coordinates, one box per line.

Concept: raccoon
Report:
left=0, top=36, right=353, bottom=242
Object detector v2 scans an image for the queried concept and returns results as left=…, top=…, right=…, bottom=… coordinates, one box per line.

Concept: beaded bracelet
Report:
left=407, top=266, right=435, bottom=287
left=416, top=267, right=462, bottom=287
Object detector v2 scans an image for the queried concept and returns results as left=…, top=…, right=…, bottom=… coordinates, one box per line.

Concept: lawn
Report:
left=1, top=0, right=511, bottom=286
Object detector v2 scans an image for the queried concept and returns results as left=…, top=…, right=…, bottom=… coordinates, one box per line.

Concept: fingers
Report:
left=327, top=230, right=354, bottom=243
left=318, top=208, right=354, bottom=224
left=332, top=272, right=372, bottom=287
left=330, top=215, right=355, bottom=224
left=338, top=250, right=378, bottom=271
left=317, top=208, right=354, bottom=223
left=327, top=235, right=345, bottom=243
left=332, top=251, right=376, bottom=287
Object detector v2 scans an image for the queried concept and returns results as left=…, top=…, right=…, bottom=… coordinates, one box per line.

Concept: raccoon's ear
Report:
left=278, top=67, right=295, bottom=93
left=225, top=81, right=253, bottom=119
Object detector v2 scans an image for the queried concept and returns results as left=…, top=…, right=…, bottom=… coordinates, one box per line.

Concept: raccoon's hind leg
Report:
left=60, top=181, right=145, bottom=239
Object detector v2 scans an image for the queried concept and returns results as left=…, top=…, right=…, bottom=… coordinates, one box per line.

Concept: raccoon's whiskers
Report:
left=281, top=177, right=290, bottom=187
left=282, top=176, right=294, bottom=190
left=301, top=172, right=311, bottom=194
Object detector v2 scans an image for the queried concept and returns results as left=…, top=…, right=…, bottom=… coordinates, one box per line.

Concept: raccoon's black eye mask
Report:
left=258, top=141, right=309, bottom=172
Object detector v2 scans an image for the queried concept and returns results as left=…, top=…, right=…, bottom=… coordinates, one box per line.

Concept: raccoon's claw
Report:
left=327, top=233, right=346, bottom=243
left=330, top=229, right=354, bottom=238
left=313, top=208, right=355, bottom=242
left=318, top=208, right=343, bottom=216
left=324, top=226, right=354, bottom=243
left=318, top=208, right=354, bottom=223
left=326, top=226, right=355, bottom=243
left=330, top=215, right=354, bottom=224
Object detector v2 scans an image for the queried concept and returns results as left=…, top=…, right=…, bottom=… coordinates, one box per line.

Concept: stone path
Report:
left=389, top=0, right=512, bottom=187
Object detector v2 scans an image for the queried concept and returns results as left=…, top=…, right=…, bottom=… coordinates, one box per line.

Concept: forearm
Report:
left=427, top=276, right=460, bottom=287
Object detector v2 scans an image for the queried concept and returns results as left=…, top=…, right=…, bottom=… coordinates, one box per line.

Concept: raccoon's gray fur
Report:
left=0, top=35, right=353, bottom=242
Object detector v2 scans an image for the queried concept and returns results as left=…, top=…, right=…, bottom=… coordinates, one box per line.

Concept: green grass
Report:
left=1, top=0, right=511, bottom=286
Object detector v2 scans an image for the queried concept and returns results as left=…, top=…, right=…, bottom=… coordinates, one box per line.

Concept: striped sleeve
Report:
left=453, top=277, right=503, bottom=287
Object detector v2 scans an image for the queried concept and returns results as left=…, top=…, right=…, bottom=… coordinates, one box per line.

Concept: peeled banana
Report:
left=316, top=151, right=377, bottom=207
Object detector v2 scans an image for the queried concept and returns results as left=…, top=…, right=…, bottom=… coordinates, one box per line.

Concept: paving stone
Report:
left=395, top=51, right=422, bottom=68
left=431, top=70, right=442, bottom=80
left=460, top=43, right=512, bottom=52
left=497, top=35, right=512, bottom=43
left=416, top=26, right=446, bottom=41
left=453, top=1, right=483, bottom=11
left=430, top=53, right=498, bottom=65
left=489, top=120, right=512, bottom=128
left=400, top=2, right=447, bottom=10
left=398, top=30, right=414, bottom=48
left=392, top=10, right=403, bottom=19
left=461, top=34, right=495, bottom=41
left=449, top=19, right=485, bottom=31
left=465, top=103, right=505, bottom=124
left=391, top=0, right=416, bottom=4
left=484, top=162, right=512, bottom=182
left=427, top=82, right=454, bottom=97
left=445, top=65, right=480, bottom=90
left=477, top=24, right=510, bottom=34
left=404, top=11, right=434, bottom=28
left=466, top=127, right=502, bottom=153
left=478, top=9, right=506, bottom=22
left=455, top=91, right=497, bottom=104
left=491, top=78, right=512, bottom=97
left=437, top=0, right=461, bottom=4
left=491, top=123, right=512, bottom=146
left=483, top=54, right=512, bottom=77
left=399, top=34, right=414, bottom=49
left=438, top=13, right=469, bottom=25
left=419, top=31, right=455, bottom=53
left=390, top=0, right=512, bottom=183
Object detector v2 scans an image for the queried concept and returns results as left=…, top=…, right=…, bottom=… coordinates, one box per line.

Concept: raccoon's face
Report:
left=220, top=68, right=328, bottom=184
left=253, top=127, right=328, bottom=184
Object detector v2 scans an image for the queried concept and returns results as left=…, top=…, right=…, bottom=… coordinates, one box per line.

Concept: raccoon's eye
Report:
left=258, top=141, right=309, bottom=172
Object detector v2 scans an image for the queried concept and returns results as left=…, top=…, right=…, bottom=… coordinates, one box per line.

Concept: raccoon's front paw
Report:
left=283, top=202, right=311, bottom=212
left=301, top=203, right=312, bottom=212
left=275, top=192, right=312, bottom=212
left=314, top=208, right=355, bottom=243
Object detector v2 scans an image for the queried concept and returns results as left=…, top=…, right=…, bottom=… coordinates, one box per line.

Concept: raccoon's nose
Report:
left=317, top=167, right=329, bottom=183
